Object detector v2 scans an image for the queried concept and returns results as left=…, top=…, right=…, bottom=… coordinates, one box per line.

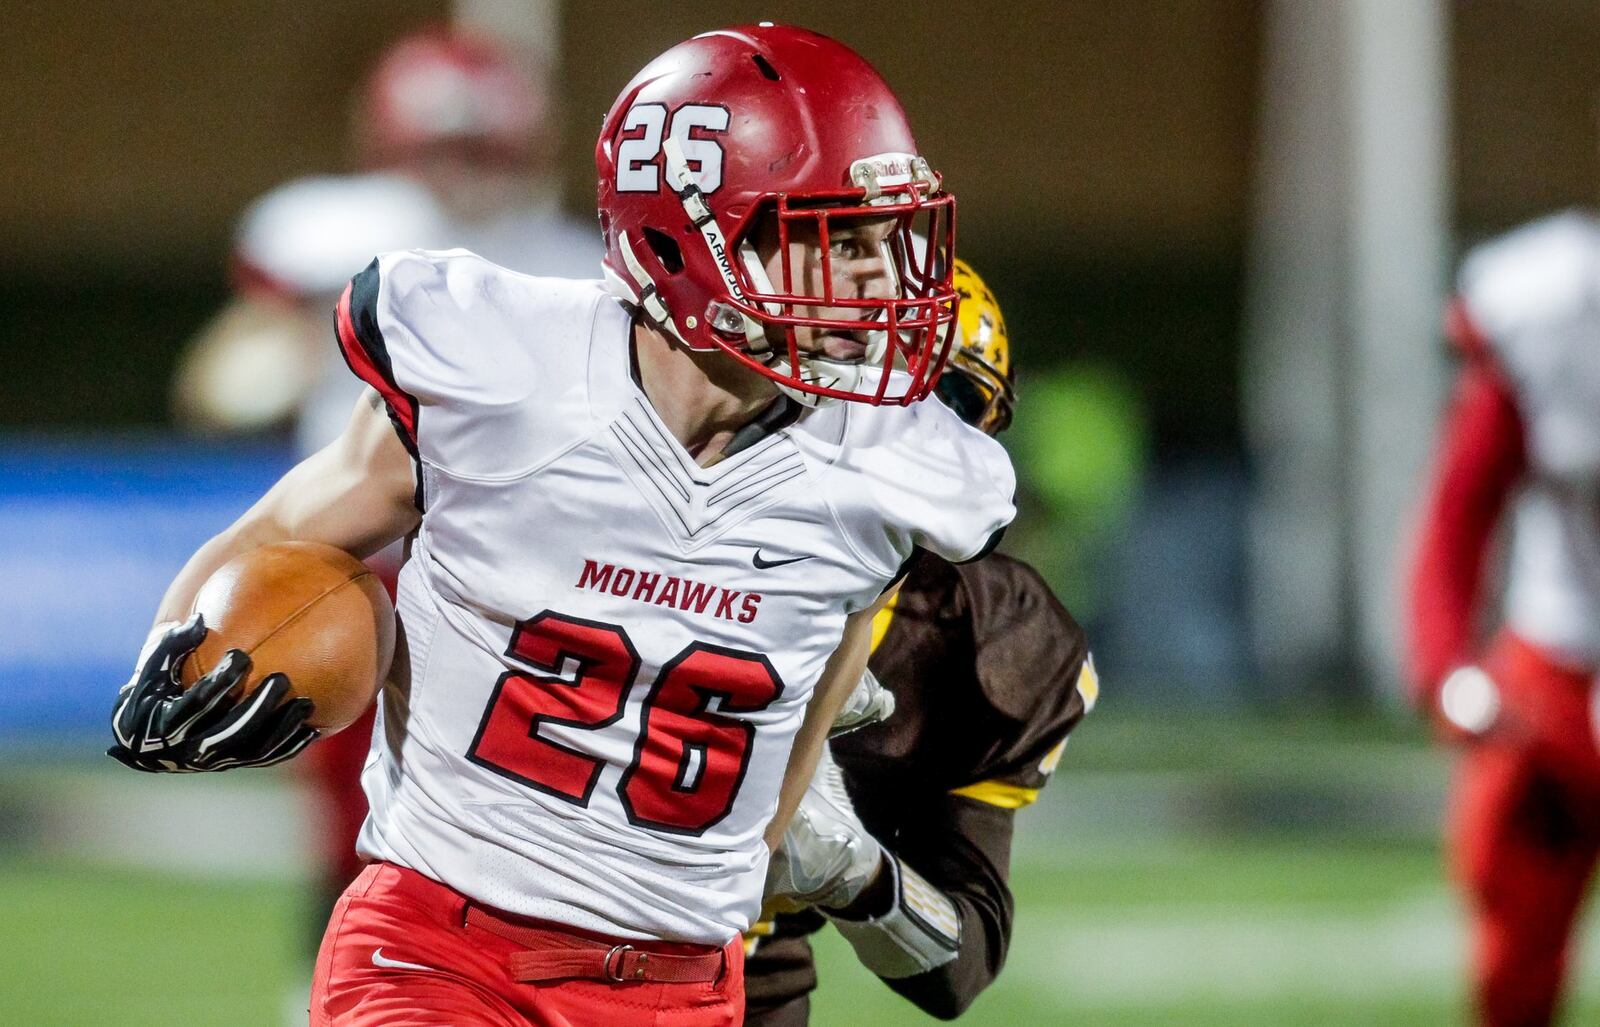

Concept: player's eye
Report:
left=831, top=237, right=869, bottom=261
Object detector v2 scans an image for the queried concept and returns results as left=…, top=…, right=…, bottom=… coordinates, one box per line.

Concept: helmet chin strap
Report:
left=606, top=230, right=685, bottom=342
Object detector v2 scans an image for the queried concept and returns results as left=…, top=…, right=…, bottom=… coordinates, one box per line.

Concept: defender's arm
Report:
left=1405, top=301, right=1526, bottom=713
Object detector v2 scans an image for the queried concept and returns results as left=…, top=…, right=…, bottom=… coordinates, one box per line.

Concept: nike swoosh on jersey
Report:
left=371, top=948, right=438, bottom=973
left=752, top=550, right=814, bottom=569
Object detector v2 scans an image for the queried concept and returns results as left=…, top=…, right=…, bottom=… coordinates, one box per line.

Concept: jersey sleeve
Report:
left=827, top=397, right=1018, bottom=579
left=335, top=249, right=584, bottom=498
left=950, top=554, right=1092, bottom=803
left=912, top=405, right=1017, bottom=563
left=1403, top=301, right=1527, bottom=699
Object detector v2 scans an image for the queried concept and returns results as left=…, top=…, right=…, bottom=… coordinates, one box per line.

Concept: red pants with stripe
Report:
left=1449, top=632, right=1600, bottom=1027
left=310, top=863, right=744, bottom=1026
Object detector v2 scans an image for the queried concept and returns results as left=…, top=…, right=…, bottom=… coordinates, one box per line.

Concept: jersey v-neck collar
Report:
left=620, top=319, right=800, bottom=481
left=589, top=300, right=811, bottom=552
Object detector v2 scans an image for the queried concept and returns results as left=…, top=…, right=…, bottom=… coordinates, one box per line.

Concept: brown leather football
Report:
left=179, top=541, right=395, bottom=734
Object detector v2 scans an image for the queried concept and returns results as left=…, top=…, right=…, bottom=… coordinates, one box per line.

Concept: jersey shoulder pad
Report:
left=1457, top=211, right=1600, bottom=364
left=337, top=249, right=611, bottom=478
left=797, top=389, right=1016, bottom=576
left=956, top=552, right=1088, bottom=721
left=234, top=173, right=448, bottom=299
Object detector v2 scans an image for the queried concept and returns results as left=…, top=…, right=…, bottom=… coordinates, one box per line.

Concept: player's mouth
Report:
left=817, top=332, right=870, bottom=362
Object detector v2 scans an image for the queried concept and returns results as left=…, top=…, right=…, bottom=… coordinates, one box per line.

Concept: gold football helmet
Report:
left=938, top=259, right=1016, bottom=434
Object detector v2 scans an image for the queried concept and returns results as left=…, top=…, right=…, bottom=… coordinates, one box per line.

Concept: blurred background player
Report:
left=174, top=24, right=604, bottom=445
left=745, top=260, right=1096, bottom=1024
left=1407, top=212, right=1600, bottom=1026
left=170, top=22, right=606, bottom=954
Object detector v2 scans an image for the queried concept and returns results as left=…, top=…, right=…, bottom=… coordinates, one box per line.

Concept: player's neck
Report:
left=633, top=322, right=781, bottom=467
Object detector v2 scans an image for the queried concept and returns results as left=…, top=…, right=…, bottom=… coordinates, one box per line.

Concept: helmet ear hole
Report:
left=643, top=227, right=685, bottom=274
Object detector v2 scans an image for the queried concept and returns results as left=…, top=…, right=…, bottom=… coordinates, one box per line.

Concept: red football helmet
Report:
left=596, top=24, right=958, bottom=406
left=358, top=27, right=549, bottom=169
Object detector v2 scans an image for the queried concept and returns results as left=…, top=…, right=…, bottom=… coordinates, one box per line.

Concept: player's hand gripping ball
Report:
left=107, top=542, right=395, bottom=772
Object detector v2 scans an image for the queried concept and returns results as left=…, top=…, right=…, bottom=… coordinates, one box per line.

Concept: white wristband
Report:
left=828, top=857, right=960, bottom=979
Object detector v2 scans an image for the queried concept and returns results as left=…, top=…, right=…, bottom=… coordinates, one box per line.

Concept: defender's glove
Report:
left=766, top=745, right=885, bottom=912
left=830, top=667, right=895, bottom=738
left=107, top=614, right=319, bottom=772
left=764, top=746, right=962, bottom=979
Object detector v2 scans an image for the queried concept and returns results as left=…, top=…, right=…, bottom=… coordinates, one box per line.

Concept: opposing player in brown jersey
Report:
left=745, top=261, right=1097, bottom=1023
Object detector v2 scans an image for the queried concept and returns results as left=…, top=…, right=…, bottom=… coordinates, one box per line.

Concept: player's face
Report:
left=752, top=214, right=898, bottom=360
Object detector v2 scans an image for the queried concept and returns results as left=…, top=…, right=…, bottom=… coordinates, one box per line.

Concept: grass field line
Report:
left=1013, top=888, right=1600, bottom=1008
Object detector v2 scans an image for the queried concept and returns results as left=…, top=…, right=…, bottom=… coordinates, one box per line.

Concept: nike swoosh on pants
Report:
left=370, top=948, right=438, bottom=972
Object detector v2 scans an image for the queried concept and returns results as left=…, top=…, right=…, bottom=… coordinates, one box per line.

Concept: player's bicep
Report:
left=249, top=390, right=420, bottom=557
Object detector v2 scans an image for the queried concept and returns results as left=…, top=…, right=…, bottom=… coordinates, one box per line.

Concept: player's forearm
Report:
left=153, top=514, right=297, bottom=625
left=765, top=594, right=891, bottom=850
left=882, top=885, right=1009, bottom=1020
left=766, top=635, right=868, bottom=850
left=154, top=392, right=419, bottom=626
left=857, top=799, right=1018, bottom=1018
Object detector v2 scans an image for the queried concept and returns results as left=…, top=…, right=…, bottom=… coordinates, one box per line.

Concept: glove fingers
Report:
left=149, top=613, right=208, bottom=673
left=158, top=649, right=252, bottom=742
left=206, top=719, right=318, bottom=771
left=233, top=691, right=315, bottom=764
left=190, top=673, right=290, bottom=763
left=111, top=684, right=155, bottom=750
left=270, top=693, right=315, bottom=735
left=250, top=721, right=320, bottom=768
left=106, top=744, right=157, bottom=773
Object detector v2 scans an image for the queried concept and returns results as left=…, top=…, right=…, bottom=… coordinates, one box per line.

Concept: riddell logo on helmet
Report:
left=852, top=152, right=918, bottom=189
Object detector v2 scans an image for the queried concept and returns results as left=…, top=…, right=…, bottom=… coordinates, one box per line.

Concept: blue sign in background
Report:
left=0, top=437, right=296, bottom=738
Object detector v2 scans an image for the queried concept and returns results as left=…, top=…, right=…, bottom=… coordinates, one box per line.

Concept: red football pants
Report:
left=311, top=863, right=745, bottom=1026
left=1449, top=632, right=1600, bottom=1027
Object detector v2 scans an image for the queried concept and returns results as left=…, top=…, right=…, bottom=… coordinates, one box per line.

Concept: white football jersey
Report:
left=336, top=249, right=1015, bottom=943
left=1458, top=211, right=1600, bottom=666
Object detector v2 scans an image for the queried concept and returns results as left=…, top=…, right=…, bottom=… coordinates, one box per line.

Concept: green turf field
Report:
left=6, top=838, right=1597, bottom=1025
left=5, top=714, right=1598, bottom=1024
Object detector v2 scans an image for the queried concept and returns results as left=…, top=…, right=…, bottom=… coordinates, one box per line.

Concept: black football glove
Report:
left=107, top=613, right=319, bottom=772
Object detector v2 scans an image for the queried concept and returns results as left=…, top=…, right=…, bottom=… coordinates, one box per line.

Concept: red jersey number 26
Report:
left=467, top=611, right=783, bottom=836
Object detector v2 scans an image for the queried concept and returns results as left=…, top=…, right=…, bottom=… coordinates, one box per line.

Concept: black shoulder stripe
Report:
left=335, top=258, right=425, bottom=511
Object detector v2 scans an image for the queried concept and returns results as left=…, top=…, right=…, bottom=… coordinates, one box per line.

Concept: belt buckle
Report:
left=604, top=944, right=635, bottom=982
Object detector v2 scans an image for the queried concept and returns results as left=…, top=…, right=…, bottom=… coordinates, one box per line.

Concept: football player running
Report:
left=745, top=261, right=1095, bottom=1023
left=1407, top=212, right=1600, bottom=1027
left=107, top=25, right=1013, bottom=1027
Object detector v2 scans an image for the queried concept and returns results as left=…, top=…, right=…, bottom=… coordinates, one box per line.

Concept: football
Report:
left=179, top=541, right=395, bottom=734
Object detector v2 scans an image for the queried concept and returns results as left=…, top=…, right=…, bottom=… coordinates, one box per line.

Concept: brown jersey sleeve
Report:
left=875, top=556, right=1088, bottom=1016
left=877, top=791, right=1019, bottom=1018
left=953, top=552, right=1092, bottom=800
left=746, top=552, right=1092, bottom=1019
